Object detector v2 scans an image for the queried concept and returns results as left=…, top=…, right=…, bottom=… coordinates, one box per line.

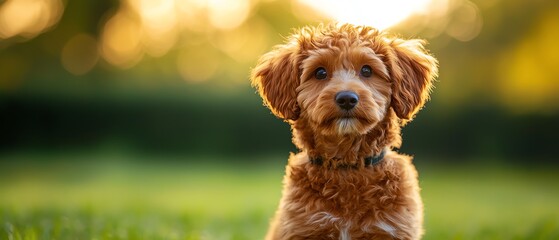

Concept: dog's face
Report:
left=252, top=24, right=437, bottom=136
left=296, top=45, right=392, bottom=135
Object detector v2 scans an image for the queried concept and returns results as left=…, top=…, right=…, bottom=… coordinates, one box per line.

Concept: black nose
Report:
left=335, top=91, right=359, bottom=110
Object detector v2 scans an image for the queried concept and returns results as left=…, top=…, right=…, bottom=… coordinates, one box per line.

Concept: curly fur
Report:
left=251, top=23, right=438, bottom=240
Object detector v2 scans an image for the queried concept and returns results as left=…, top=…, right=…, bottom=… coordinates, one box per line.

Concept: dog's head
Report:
left=251, top=24, right=437, bottom=136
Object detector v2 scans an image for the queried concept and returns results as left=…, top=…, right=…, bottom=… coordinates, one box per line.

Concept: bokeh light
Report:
left=445, top=1, right=483, bottom=41
left=207, top=0, right=252, bottom=30
left=100, top=10, right=144, bottom=69
left=129, top=0, right=179, bottom=57
left=97, top=0, right=256, bottom=70
left=0, top=0, right=64, bottom=39
left=61, top=34, right=99, bottom=75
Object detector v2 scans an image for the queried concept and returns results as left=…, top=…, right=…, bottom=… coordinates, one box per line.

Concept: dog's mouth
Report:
left=337, top=111, right=367, bottom=122
left=322, top=112, right=368, bottom=125
left=313, top=106, right=378, bottom=135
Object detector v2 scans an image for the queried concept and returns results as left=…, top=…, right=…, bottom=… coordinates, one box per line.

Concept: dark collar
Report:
left=310, top=149, right=387, bottom=168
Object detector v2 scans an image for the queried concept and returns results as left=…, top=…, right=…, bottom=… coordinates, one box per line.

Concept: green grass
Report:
left=1, top=153, right=558, bottom=239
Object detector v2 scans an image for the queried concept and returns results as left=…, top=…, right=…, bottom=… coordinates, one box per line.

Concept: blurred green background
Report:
left=1, top=0, right=558, bottom=239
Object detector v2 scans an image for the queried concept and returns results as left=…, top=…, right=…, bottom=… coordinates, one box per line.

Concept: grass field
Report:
left=1, top=153, right=558, bottom=239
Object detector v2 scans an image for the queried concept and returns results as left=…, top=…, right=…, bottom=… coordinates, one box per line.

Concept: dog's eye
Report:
left=360, top=65, right=373, bottom=78
left=314, top=67, right=328, bottom=80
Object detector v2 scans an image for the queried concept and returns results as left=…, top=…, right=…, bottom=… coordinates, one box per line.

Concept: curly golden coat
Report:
left=251, top=23, right=438, bottom=240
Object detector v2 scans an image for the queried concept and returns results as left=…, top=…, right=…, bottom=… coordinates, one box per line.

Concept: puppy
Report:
left=251, top=23, right=438, bottom=240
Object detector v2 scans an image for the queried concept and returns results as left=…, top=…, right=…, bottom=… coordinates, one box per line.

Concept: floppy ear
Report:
left=251, top=42, right=301, bottom=120
left=388, top=39, right=438, bottom=122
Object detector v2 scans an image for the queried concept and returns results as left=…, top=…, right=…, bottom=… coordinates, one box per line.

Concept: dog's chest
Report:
left=283, top=164, right=406, bottom=238
left=290, top=164, right=400, bottom=212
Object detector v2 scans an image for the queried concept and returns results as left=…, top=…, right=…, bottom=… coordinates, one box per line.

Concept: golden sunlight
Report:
left=207, top=0, right=251, bottom=30
left=0, top=0, right=64, bottom=39
left=497, top=10, right=559, bottom=113
left=92, top=0, right=482, bottom=80
left=128, top=0, right=179, bottom=57
left=100, top=11, right=143, bottom=68
left=296, top=0, right=436, bottom=30
left=99, top=0, right=254, bottom=69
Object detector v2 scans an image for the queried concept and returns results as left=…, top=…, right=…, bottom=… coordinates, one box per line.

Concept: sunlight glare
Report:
left=296, top=0, right=433, bottom=30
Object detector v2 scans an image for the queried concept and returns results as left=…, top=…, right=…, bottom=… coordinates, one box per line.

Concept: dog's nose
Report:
left=335, top=91, right=359, bottom=110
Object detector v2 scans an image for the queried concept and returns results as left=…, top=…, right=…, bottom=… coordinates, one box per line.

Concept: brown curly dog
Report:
left=251, top=23, right=438, bottom=240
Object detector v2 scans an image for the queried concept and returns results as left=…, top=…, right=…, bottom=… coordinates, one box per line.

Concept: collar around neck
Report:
left=309, top=148, right=387, bottom=168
